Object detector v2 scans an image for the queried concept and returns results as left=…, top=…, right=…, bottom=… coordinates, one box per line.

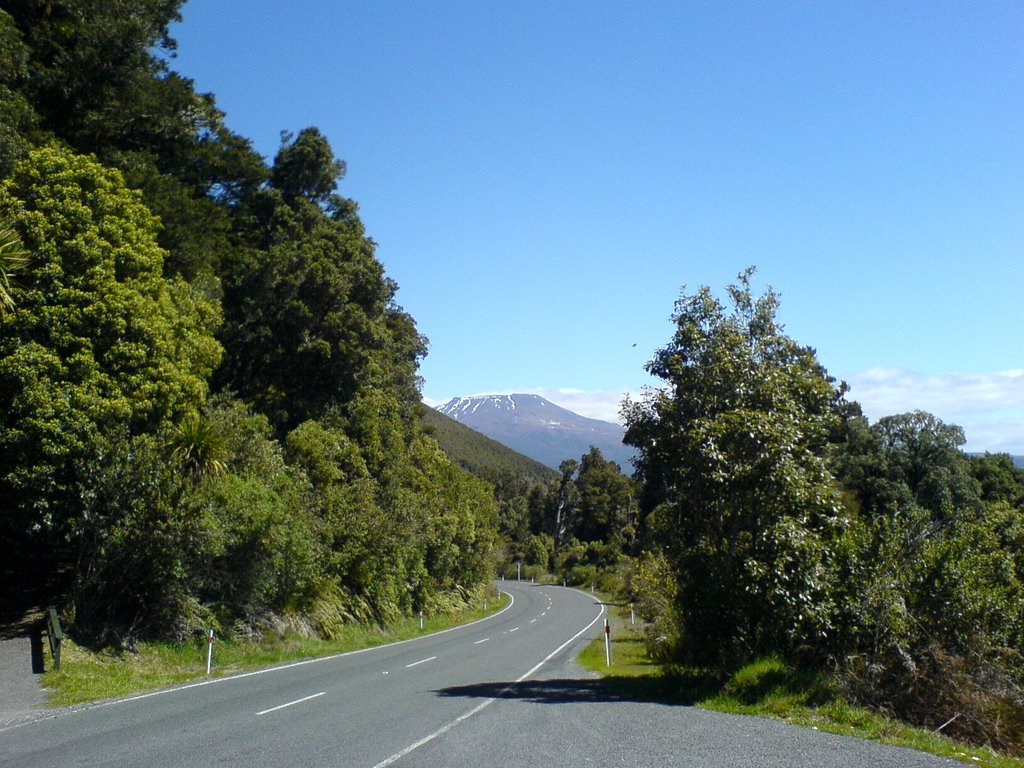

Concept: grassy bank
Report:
left=42, top=590, right=508, bottom=707
left=579, top=603, right=1023, bottom=768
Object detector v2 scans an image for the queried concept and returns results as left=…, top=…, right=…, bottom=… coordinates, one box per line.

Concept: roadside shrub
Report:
left=840, top=645, right=1024, bottom=756
left=523, top=533, right=554, bottom=569
left=521, top=564, right=547, bottom=582
left=595, top=569, right=624, bottom=595
left=631, top=551, right=680, bottom=662
left=566, top=564, right=597, bottom=588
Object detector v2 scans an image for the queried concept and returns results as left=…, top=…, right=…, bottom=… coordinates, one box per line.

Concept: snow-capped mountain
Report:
left=435, top=394, right=634, bottom=471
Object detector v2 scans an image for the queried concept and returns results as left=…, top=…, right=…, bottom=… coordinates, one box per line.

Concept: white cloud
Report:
left=845, top=368, right=1024, bottom=454
left=514, top=387, right=643, bottom=424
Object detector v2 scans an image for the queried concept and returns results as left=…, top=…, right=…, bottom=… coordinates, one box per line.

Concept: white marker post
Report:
left=517, top=561, right=521, bottom=582
left=205, top=629, right=214, bottom=674
left=630, top=603, right=635, bottom=625
left=419, top=611, right=424, bottom=630
left=603, top=619, right=611, bottom=666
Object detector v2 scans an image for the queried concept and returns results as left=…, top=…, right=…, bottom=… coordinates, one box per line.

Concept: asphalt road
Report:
left=0, top=582, right=959, bottom=768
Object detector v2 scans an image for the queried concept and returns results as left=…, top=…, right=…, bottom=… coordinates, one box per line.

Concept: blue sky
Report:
left=169, top=1, right=1022, bottom=453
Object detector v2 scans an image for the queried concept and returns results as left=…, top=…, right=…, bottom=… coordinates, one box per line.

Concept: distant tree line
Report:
left=493, top=445, right=638, bottom=589
left=0, top=2, right=496, bottom=644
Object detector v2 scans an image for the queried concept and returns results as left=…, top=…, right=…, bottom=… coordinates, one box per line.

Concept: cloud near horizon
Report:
left=844, top=367, right=1024, bottom=454
left=425, top=369, right=1024, bottom=455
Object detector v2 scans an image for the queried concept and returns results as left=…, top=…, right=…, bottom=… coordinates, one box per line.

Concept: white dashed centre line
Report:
left=473, top=638, right=490, bottom=645
left=405, top=656, right=437, bottom=668
left=255, top=691, right=326, bottom=716
left=508, top=627, right=519, bottom=633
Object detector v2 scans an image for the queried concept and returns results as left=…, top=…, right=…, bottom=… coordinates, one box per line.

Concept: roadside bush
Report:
left=521, top=564, right=547, bottom=583
left=523, top=533, right=554, bottom=569
left=840, top=645, right=1024, bottom=757
left=595, top=568, right=625, bottom=595
left=565, top=564, right=597, bottom=588
left=630, top=551, right=680, bottom=662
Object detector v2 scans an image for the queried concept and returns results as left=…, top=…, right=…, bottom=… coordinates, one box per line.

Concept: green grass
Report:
left=579, top=603, right=1024, bottom=768
left=42, top=592, right=508, bottom=707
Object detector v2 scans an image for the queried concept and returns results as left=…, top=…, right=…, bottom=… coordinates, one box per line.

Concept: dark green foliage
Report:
left=218, top=179, right=426, bottom=434
left=624, top=269, right=845, bottom=665
left=71, top=430, right=198, bottom=644
left=826, top=408, right=1024, bottom=750
left=271, top=128, right=345, bottom=207
left=494, top=446, right=636, bottom=584
left=3, top=0, right=184, bottom=154
left=971, top=452, right=1024, bottom=506
left=574, top=447, right=636, bottom=545
left=0, top=145, right=220, bottom=603
left=0, top=5, right=496, bottom=645
left=621, top=273, right=1024, bottom=753
left=0, top=10, right=35, bottom=175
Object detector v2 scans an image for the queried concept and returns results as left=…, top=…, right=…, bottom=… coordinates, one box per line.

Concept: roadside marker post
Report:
left=206, top=629, right=214, bottom=675
left=604, top=619, right=611, bottom=666
left=630, top=603, right=635, bottom=625
left=419, top=611, right=424, bottom=630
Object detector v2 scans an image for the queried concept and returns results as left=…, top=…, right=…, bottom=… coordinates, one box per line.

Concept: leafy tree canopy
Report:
left=623, top=268, right=846, bottom=664
left=0, top=144, right=220, bottom=565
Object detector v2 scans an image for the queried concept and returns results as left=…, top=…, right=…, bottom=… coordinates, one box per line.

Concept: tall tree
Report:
left=623, top=268, right=845, bottom=664
left=218, top=132, right=425, bottom=433
left=271, top=128, right=345, bottom=207
left=573, top=447, right=635, bottom=544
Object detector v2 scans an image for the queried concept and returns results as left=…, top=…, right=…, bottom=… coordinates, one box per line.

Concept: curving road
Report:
left=0, top=582, right=957, bottom=767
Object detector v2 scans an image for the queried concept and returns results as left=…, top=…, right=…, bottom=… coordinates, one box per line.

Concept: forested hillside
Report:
left=0, top=2, right=496, bottom=643
left=420, top=406, right=557, bottom=486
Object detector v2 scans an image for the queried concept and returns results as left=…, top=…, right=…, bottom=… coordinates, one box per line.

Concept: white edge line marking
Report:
left=255, top=691, right=325, bottom=716
left=371, top=588, right=604, bottom=768
left=473, top=638, right=490, bottom=645
left=405, top=656, right=437, bottom=668
left=32, top=590, right=517, bottom=722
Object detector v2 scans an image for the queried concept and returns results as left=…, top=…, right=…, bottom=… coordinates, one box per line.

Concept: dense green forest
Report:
left=1, top=2, right=1021, bottom=756
left=0, top=1, right=497, bottom=642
